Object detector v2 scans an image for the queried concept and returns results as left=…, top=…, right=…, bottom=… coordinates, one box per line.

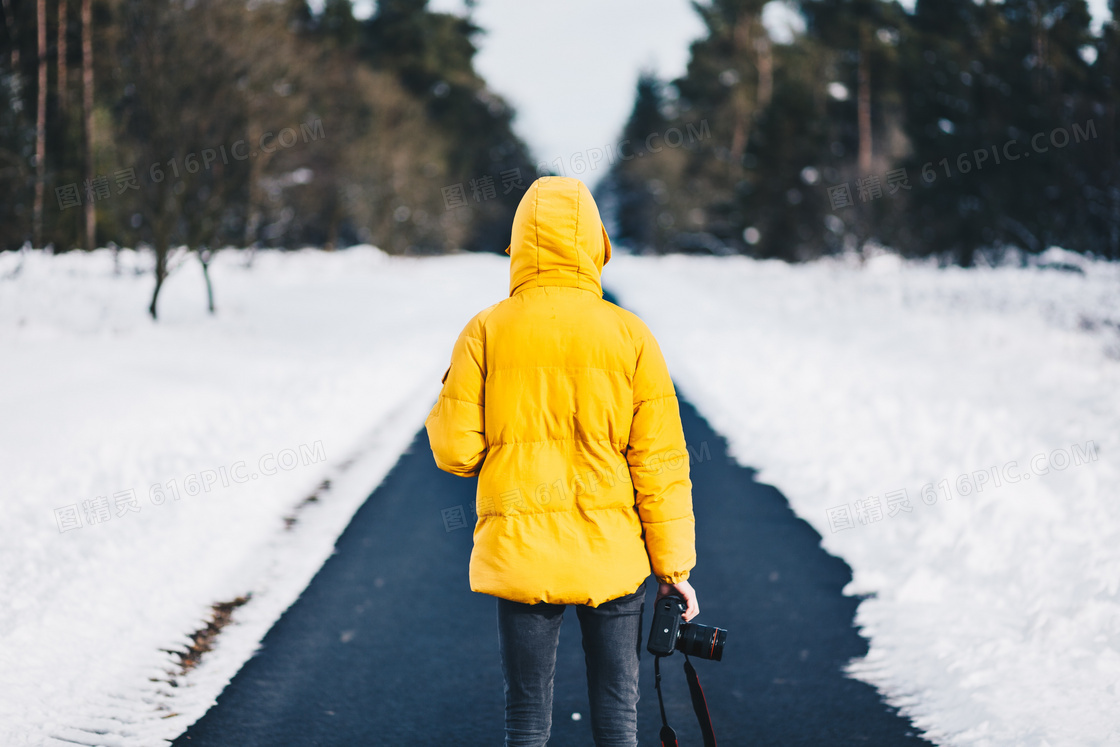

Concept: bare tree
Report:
left=57, top=0, right=65, bottom=115
left=81, top=0, right=93, bottom=250
left=116, top=0, right=304, bottom=318
left=229, top=3, right=307, bottom=250
left=116, top=0, right=178, bottom=317
left=33, top=0, right=45, bottom=248
left=857, top=22, right=872, bottom=175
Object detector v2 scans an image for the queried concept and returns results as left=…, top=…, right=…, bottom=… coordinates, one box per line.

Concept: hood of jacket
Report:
left=504, top=176, right=612, bottom=297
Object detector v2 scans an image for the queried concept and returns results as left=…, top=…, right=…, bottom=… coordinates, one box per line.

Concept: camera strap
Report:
left=653, top=656, right=678, bottom=747
left=653, top=654, right=717, bottom=747
left=684, top=654, right=717, bottom=746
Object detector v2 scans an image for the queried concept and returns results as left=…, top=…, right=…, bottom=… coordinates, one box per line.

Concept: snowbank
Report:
left=0, top=246, right=508, bottom=746
left=4, top=244, right=1117, bottom=746
left=607, top=251, right=1120, bottom=746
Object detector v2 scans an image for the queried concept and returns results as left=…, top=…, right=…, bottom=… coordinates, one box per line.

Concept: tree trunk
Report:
left=33, top=0, right=46, bottom=248
left=198, top=247, right=215, bottom=314
left=243, top=120, right=265, bottom=249
left=81, top=0, right=94, bottom=251
left=57, top=0, right=66, bottom=115
left=755, top=35, right=772, bottom=110
left=857, top=24, right=873, bottom=175
left=1107, top=101, right=1118, bottom=260
left=1031, top=4, right=1047, bottom=97
left=324, top=186, right=341, bottom=251
left=2, top=0, right=19, bottom=83
left=727, top=14, right=753, bottom=171
left=148, top=180, right=171, bottom=319
left=149, top=240, right=168, bottom=320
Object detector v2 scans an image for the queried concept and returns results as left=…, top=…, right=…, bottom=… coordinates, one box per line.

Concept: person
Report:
left=425, top=176, right=698, bottom=747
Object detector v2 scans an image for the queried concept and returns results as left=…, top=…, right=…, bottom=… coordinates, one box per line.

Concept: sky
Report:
left=422, top=0, right=710, bottom=186
left=337, top=0, right=1113, bottom=188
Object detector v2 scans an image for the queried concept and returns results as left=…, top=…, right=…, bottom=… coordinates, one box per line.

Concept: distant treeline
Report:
left=3, top=0, right=1116, bottom=273
left=0, top=0, right=534, bottom=266
left=600, top=0, right=1120, bottom=264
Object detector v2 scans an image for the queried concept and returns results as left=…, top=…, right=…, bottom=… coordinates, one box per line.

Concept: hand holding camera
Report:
left=648, top=585, right=726, bottom=661
left=647, top=579, right=726, bottom=746
left=657, top=578, right=700, bottom=622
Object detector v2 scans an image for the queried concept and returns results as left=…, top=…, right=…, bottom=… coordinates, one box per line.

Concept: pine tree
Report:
left=891, top=0, right=1098, bottom=264
left=360, top=0, right=535, bottom=252
left=602, top=72, right=668, bottom=252
left=319, top=0, right=360, bottom=48
left=1089, top=0, right=1120, bottom=258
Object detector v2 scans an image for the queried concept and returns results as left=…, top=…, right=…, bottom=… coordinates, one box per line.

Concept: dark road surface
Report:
left=173, top=395, right=932, bottom=746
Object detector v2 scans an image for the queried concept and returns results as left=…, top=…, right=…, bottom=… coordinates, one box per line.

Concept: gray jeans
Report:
left=496, top=576, right=649, bottom=747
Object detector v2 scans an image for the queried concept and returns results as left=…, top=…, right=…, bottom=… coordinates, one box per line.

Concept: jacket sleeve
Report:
left=626, top=324, right=696, bottom=585
left=425, top=311, right=488, bottom=477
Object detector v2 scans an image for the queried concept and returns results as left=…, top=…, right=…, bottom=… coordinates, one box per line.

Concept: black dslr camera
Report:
left=647, top=594, right=727, bottom=661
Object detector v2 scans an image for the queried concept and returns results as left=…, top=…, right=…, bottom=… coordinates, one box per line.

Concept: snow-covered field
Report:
left=0, top=246, right=508, bottom=746
left=3, top=245, right=1118, bottom=746
left=608, top=248, right=1120, bottom=747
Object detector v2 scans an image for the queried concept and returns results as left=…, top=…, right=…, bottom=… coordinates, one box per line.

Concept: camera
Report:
left=646, top=594, right=727, bottom=661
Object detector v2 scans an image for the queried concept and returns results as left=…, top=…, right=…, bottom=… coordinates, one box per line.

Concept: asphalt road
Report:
left=172, top=394, right=932, bottom=746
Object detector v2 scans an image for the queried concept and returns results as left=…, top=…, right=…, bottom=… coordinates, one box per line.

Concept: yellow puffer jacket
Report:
left=425, top=176, right=695, bottom=607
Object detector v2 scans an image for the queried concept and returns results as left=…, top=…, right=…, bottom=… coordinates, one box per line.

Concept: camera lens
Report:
left=677, top=622, right=727, bottom=661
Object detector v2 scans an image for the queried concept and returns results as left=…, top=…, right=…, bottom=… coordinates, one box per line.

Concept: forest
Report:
left=2, top=0, right=1118, bottom=277
left=604, top=0, right=1119, bottom=264
left=0, top=0, right=536, bottom=310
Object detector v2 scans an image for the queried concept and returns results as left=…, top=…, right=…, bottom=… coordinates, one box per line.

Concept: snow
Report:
left=0, top=246, right=508, bottom=746
left=3, top=245, right=1119, bottom=746
left=606, top=251, right=1120, bottom=746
